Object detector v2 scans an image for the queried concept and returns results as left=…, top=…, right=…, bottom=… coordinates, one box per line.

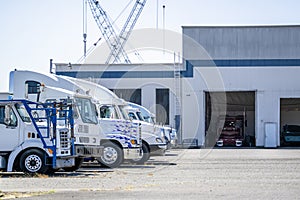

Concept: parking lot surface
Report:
left=1, top=148, right=300, bottom=199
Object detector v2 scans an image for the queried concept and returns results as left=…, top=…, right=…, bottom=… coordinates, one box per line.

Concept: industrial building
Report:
left=55, top=25, right=300, bottom=148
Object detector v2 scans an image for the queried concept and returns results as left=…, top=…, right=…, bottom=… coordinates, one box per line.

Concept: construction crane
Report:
left=106, top=0, right=147, bottom=64
left=87, top=0, right=147, bottom=64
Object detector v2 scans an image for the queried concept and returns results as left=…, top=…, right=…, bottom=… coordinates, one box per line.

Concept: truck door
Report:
left=99, top=105, right=124, bottom=135
left=0, top=105, right=20, bottom=151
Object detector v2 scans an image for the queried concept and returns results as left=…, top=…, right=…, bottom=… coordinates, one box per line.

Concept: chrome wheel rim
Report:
left=24, top=155, right=42, bottom=172
left=102, top=146, right=118, bottom=164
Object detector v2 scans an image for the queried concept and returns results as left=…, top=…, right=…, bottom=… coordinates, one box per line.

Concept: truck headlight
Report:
left=156, top=138, right=163, bottom=143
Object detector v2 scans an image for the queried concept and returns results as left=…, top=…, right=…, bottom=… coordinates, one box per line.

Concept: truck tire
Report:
left=97, top=142, right=123, bottom=168
left=132, top=143, right=150, bottom=165
left=19, top=149, right=49, bottom=174
left=63, top=158, right=84, bottom=172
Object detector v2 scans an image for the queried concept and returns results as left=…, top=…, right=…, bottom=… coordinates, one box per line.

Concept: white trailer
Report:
left=9, top=70, right=104, bottom=170
left=0, top=99, right=76, bottom=174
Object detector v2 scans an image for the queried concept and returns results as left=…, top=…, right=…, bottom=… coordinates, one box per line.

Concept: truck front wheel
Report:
left=19, top=149, right=49, bottom=174
left=97, top=142, right=123, bottom=168
left=132, top=143, right=150, bottom=164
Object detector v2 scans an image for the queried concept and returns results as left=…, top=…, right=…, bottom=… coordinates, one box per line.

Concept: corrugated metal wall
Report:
left=183, top=25, right=300, bottom=59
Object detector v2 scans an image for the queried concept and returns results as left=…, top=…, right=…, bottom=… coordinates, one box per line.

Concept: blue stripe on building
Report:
left=56, top=59, right=300, bottom=79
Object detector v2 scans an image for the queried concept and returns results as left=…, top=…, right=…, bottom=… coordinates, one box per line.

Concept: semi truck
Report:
left=9, top=70, right=104, bottom=170
left=59, top=76, right=142, bottom=167
left=125, top=104, right=167, bottom=164
left=10, top=70, right=141, bottom=168
left=216, top=115, right=244, bottom=147
left=128, top=102, right=178, bottom=148
left=0, top=99, right=76, bottom=174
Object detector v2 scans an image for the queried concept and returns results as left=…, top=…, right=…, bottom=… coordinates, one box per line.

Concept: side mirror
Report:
left=32, top=111, right=39, bottom=121
left=4, top=118, right=11, bottom=126
left=4, top=105, right=12, bottom=126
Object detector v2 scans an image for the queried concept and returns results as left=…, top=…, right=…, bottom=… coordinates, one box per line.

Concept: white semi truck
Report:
left=9, top=70, right=104, bottom=170
left=0, top=99, right=76, bottom=174
left=129, top=102, right=178, bottom=149
left=59, top=76, right=142, bottom=167
left=10, top=70, right=141, bottom=168
left=125, top=105, right=167, bottom=163
left=61, top=76, right=171, bottom=164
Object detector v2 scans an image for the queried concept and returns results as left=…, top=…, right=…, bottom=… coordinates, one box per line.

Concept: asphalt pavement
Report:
left=0, top=148, right=300, bottom=199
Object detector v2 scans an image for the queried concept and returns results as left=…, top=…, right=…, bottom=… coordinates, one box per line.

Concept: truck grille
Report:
left=59, top=131, right=70, bottom=149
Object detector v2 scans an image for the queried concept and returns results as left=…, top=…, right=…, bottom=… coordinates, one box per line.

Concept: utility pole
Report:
left=156, top=0, right=159, bottom=29
left=162, top=5, right=165, bottom=54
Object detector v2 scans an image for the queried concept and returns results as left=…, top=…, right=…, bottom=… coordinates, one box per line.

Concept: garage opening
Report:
left=280, top=98, right=300, bottom=147
left=205, top=91, right=256, bottom=147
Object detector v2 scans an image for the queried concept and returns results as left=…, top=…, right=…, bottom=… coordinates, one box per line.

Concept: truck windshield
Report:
left=136, top=111, right=144, bottom=121
left=139, top=109, right=154, bottom=123
left=15, top=103, right=31, bottom=122
left=143, top=115, right=155, bottom=123
left=75, top=97, right=98, bottom=124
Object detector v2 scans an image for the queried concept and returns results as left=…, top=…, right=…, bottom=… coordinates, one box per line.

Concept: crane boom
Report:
left=106, top=0, right=147, bottom=64
left=87, top=0, right=130, bottom=64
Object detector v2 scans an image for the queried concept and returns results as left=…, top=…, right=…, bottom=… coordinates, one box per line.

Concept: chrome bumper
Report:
left=123, top=147, right=142, bottom=160
left=75, top=145, right=104, bottom=157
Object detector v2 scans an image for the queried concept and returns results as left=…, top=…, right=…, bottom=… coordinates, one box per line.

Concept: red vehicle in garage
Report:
left=216, top=115, right=244, bottom=147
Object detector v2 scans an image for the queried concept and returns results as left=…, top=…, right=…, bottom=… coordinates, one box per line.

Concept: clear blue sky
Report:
left=1, top=0, right=300, bottom=92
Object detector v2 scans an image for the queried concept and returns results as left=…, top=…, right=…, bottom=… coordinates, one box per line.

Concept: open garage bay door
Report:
left=280, top=98, right=300, bottom=147
left=205, top=91, right=256, bottom=147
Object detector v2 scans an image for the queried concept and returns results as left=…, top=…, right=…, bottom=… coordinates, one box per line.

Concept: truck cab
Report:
left=9, top=70, right=104, bottom=170
left=129, top=102, right=178, bottom=149
left=60, top=76, right=142, bottom=168
left=125, top=105, right=167, bottom=164
left=95, top=102, right=141, bottom=167
left=38, top=86, right=103, bottom=157
left=0, top=99, right=76, bottom=174
left=216, top=115, right=244, bottom=147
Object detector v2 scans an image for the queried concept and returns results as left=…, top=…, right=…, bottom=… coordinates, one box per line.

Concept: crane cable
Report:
left=112, top=0, right=133, bottom=27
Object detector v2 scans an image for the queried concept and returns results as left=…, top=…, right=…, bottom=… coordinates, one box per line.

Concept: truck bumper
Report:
left=75, top=145, right=104, bottom=157
left=55, top=157, right=75, bottom=169
left=123, top=147, right=141, bottom=160
left=216, top=139, right=243, bottom=147
left=149, top=144, right=167, bottom=156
